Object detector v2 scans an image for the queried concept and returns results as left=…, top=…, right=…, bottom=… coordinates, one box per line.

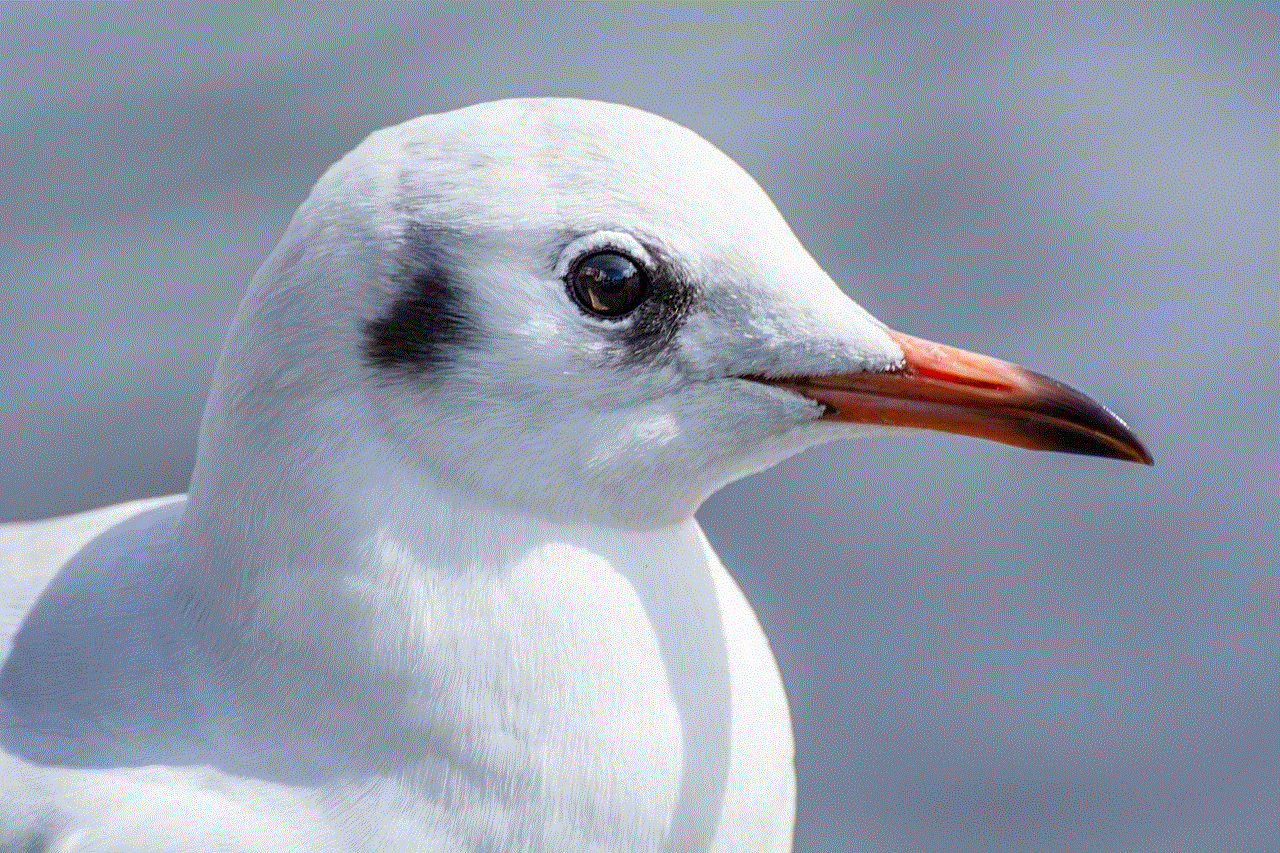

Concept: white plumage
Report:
left=0, top=99, right=1146, bottom=852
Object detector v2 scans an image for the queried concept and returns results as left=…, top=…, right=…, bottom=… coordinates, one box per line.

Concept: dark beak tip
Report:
left=1104, top=441, right=1154, bottom=466
left=1022, top=369, right=1152, bottom=466
left=1029, top=410, right=1152, bottom=466
left=1131, top=441, right=1155, bottom=466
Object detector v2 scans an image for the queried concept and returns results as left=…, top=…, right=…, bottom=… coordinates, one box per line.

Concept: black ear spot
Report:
left=364, top=226, right=473, bottom=377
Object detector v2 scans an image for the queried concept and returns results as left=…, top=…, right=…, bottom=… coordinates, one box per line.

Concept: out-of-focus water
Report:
left=2, top=5, right=1275, bottom=852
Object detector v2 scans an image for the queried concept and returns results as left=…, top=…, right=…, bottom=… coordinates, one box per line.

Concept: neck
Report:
left=177, top=416, right=733, bottom=847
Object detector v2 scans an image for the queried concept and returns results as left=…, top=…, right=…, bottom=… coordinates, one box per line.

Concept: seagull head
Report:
left=196, top=98, right=1148, bottom=531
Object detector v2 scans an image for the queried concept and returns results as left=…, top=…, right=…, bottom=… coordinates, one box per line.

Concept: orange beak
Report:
left=752, top=328, right=1152, bottom=464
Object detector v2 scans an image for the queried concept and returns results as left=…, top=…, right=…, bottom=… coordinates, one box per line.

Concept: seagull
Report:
left=0, top=98, right=1149, bottom=852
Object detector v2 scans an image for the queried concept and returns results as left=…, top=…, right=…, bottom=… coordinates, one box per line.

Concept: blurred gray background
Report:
left=1, top=4, right=1276, bottom=852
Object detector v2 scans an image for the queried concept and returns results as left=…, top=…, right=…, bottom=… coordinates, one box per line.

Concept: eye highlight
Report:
left=567, top=251, right=648, bottom=318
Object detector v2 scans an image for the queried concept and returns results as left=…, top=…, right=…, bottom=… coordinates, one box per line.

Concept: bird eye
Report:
left=568, top=251, right=648, bottom=318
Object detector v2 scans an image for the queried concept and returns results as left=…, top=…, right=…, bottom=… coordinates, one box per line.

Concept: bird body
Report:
left=1, top=491, right=792, bottom=852
left=1, top=99, right=1146, bottom=851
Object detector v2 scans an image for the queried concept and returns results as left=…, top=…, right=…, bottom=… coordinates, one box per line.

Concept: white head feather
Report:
left=188, top=98, right=899, bottom=534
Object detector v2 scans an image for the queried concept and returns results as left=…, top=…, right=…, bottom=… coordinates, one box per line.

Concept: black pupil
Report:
left=572, top=251, right=646, bottom=317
